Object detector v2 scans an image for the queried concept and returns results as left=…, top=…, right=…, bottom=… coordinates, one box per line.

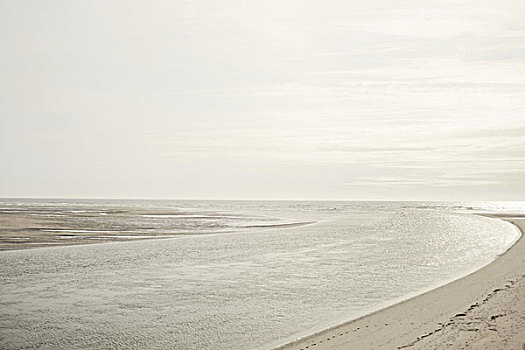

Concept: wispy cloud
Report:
left=0, top=0, right=524, bottom=199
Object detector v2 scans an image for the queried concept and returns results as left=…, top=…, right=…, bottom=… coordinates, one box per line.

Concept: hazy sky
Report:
left=1, top=0, right=524, bottom=200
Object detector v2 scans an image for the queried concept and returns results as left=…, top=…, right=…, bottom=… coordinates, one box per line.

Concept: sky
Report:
left=1, top=0, right=524, bottom=200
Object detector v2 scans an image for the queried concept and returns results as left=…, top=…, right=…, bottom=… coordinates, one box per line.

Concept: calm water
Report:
left=0, top=200, right=522, bottom=349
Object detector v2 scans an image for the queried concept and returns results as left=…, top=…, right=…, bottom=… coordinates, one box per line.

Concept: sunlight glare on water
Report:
left=0, top=200, right=522, bottom=350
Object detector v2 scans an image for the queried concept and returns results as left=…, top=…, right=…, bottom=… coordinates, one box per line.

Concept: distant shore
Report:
left=0, top=204, right=314, bottom=251
left=276, top=215, right=525, bottom=350
left=0, top=209, right=179, bottom=251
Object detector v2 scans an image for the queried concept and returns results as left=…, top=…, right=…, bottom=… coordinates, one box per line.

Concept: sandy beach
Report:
left=0, top=207, right=219, bottom=251
left=277, top=216, right=525, bottom=350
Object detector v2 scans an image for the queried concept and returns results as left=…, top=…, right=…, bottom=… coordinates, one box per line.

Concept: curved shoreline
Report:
left=276, top=215, right=525, bottom=350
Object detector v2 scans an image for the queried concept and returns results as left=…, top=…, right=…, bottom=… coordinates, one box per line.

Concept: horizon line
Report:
left=1, top=196, right=523, bottom=203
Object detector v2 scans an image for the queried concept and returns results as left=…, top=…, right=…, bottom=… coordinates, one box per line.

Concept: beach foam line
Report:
left=140, top=214, right=266, bottom=220
left=242, top=222, right=314, bottom=228
left=42, top=229, right=138, bottom=234
left=88, top=235, right=180, bottom=239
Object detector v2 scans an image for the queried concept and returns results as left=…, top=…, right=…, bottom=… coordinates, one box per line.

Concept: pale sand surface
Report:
left=0, top=214, right=156, bottom=251
left=0, top=209, right=202, bottom=251
left=0, top=208, right=311, bottom=251
left=277, top=216, right=525, bottom=350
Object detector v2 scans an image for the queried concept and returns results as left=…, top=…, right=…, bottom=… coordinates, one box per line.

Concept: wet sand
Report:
left=0, top=209, right=182, bottom=251
left=0, top=204, right=313, bottom=251
left=277, top=216, right=525, bottom=350
left=0, top=207, right=260, bottom=251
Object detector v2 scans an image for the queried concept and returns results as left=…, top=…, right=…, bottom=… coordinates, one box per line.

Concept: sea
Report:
left=0, top=199, right=523, bottom=350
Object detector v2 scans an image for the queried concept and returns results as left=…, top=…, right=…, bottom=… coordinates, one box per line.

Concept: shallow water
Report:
left=0, top=200, right=522, bottom=349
